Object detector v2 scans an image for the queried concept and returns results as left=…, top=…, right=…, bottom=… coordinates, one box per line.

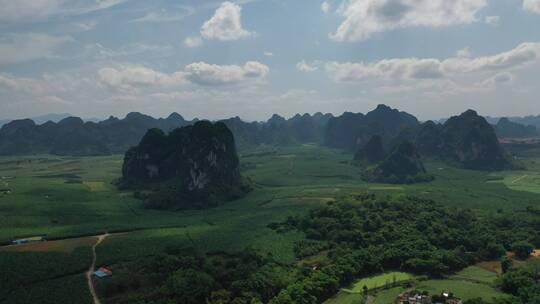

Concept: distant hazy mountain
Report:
left=486, top=115, right=540, bottom=128
left=0, top=113, right=72, bottom=127
left=0, top=112, right=193, bottom=156
left=323, top=105, right=512, bottom=171
left=220, top=112, right=333, bottom=148
left=438, top=115, right=539, bottom=139
left=494, top=118, right=538, bottom=138
left=0, top=111, right=334, bottom=156
left=324, top=104, right=420, bottom=150
left=0, top=113, right=103, bottom=127
left=0, top=106, right=512, bottom=171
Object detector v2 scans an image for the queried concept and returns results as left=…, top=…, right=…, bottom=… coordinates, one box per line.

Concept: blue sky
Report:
left=1, top=0, right=540, bottom=121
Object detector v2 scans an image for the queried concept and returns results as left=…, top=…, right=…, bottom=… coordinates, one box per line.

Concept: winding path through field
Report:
left=86, top=233, right=108, bottom=304
left=511, top=174, right=528, bottom=184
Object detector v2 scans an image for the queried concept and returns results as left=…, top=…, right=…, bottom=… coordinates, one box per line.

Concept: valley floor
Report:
left=1, top=145, right=540, bottom=303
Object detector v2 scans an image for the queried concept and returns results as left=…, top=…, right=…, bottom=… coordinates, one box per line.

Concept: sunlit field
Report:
left=2, top=144, right=540, bottom=302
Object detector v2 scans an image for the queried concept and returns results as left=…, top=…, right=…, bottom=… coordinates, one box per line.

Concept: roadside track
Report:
left=86, top=233, right=108, bottom=304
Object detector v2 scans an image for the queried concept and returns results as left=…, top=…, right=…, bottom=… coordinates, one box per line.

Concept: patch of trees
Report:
left=497, top=260, right=540, bottom=303
left=98, top=248, right=293, bottom=304
left=99, top=195, right=540, bottom=303
left=271, top=195, right=540, bottom=302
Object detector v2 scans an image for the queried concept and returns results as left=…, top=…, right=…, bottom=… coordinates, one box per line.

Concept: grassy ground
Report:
left=2, top=146, right=539, bottom=246
left=324, top=291, right=364, bottom=304
left=2, top=144, right=540, bottom=303
left=372, top=287, right=407, bottom=304
left=343, top=272, right=413, bottom=293
left=3, top=273, right=92, bottom=304
left=416, top=279, right=507, bottom=301
left=333, top=266, right=503, bottom=303
left=450, top=266, right=499, bottom=284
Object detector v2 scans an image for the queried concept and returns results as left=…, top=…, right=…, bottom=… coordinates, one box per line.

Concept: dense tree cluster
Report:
left=496, top=260, right=540, bottom=303
left=98, top=195, right=540, bottom=303
left=271, top=195, right=540, bottom=303
left=98, top=248, right=292, bottom=304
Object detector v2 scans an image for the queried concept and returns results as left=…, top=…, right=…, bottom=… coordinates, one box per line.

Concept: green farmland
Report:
left=342, top=272, right=413, bottom=293
left=328, top=266, right=505, bottom=304
left=2, top=145, right=540, bottom=303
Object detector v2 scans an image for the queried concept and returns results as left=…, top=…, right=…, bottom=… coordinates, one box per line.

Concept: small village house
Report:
left=94, top=267, right=113, bottom=278
left=12, top=236, right=44, bottom=245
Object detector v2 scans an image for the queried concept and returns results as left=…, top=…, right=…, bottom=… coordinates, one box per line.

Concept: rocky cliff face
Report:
left=121, top=121, right=246, bottom=210
left=354, top=135, right=386, bottom=164
left=415, top=121, right=444, bottom=156
left=440, top=110, right=511, bottom=170
left=413, top=111, right=511, bottom=170
left=366, top=141, right=432, bottom=184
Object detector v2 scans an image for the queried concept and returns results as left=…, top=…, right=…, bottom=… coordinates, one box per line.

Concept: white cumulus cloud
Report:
left=98, top=61, right=269, bottom=90
left=296, top=60, right=320, bottom=72
left=326, top=58, right=444, bottom=82
left=524, top=0, right=540, bottom=13
left=98, top=66, right=187, bottom=90
left=185, top=61, right=268, bottom=86
left=201, top=1, right=254, bottom=41
left=330, top=0, right=487, bottom=42
left=326, top=42, right=540, bottom=83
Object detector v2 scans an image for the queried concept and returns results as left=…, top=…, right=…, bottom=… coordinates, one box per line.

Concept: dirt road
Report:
left=86, top=233, right=108, bottom=304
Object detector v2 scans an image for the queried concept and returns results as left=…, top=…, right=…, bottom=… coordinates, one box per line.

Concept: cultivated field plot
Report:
left=329, top=266, right=504, bottom=303
left=342, top=272, right=414, bottom=293
left=490, top=171, right=540, bottom=194
left=416, top=279, right=507, bottom=301
left=450, top=265, right=499, bottom=284
left=2, top=145, right=540, bottom=303
left=324, top=291, right=364, bottom=304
